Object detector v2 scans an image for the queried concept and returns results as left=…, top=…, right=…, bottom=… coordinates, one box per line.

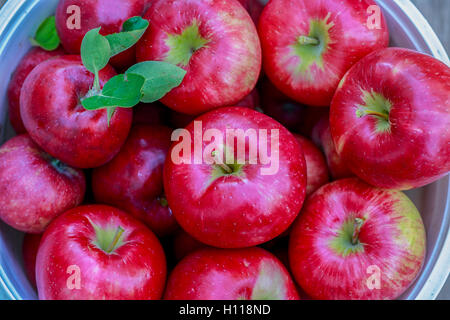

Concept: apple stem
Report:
left=93, top=71, right=101, bottom=91
left=211, top=150, right=233, bottom=174
left=298, top=36, right=320, bottom=46
left=106, top=226, right=124, bottom=253
left=351, top=218, right=364, bottom=245
left=360, top=110, right=389, bottom=121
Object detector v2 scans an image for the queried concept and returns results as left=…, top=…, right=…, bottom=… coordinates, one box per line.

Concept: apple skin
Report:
left=293, top=134, right=329, bottom=196
left=289, top=178, right=426, bottom=300
left=0, top=135, right=85, bottom=233
left=7, top=47, right=65, bottom=134
left=164, top=107, right=306, bottom=248
left=330, top=48, right=450, bottom=190
left=169, top=88, right=260, bottom=129
left=22, top=233, right=43, bottom=288
left=36, top=204, right=167, bottom=300
left=312, top=116, right=354, bottom=180
left=136, top=0, right=261, bottom=115
left=55, top=0, right=146, bottom=70
left=258, top=0, right=389, bottom=106
left=20, top=55, right=133, bottom=169
left=164, top=247, right=299, bottom=300
left=92, top=125, right=178, bottom=237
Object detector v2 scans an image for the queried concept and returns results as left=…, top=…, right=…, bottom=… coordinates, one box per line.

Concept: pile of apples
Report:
left=0, top=0, right=449, bottom=300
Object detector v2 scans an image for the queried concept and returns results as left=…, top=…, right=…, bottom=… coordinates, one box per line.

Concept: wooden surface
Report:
left=0, top=0, right=448, bottom=300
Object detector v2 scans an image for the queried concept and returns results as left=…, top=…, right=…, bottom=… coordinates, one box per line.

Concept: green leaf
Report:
left=105, top=17, right=149, bottom=57
left=31, top=16, right=60, bottom=51
left=126, top=61, right=186, bottom=103
left=81, top=28, right=111, bottom=89
left=82, top=73, right=145, bottom=110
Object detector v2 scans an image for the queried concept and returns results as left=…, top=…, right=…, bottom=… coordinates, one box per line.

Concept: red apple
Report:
left=289, top=178, right=426, bottom=300
left=22, top=233, right=43, bottom=288
left=313, top=116, right=354, bottom=180
left=164, top=107, right=306, bottom=248
left=330, top=48, right=450, bottom=189
left=293, top=134, right=329, bottom=196
left=169, top=88, right=260, bottom=128
left=137, top=0, right=261, bottom=115
left=0, top=135, right=85, bottom=233
left=133, top=102, right=169, bottom=126
left=92, top=124, right=178, bottom=236
left=237, top=0, right=265, bottom=26
left=36, top=204, right=166, bottom=300
left=173, top=229, right=209, bottom=261
left=164, top=247, right=299, bottom=300
left=258, top=0, right=389, bottom=106
left=55, top=0, right=146, bottom=70
left=20, top=55, right=132, bottom=169
left=7, top=47, right=65, bottom=134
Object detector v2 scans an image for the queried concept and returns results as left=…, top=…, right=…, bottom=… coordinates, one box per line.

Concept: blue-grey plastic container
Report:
left=0, top=0, right=449, bottom=300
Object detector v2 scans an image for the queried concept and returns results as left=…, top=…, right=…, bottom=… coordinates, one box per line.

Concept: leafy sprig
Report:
left=78, top=16, right=186, bottom=124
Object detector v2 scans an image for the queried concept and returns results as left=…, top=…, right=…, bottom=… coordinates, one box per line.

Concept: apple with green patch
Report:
left=258, top=0, right=389, bottom=106
left=36, top=205, right=167, bottom=300
left=164, top=247, right=299, bottom=300
left=163, top=107, right=307, bottom=248
left=137, top=0, right=261, bottom=115
left=330, top=48, right=450, bottom=189
left=289, top=178, right=426, bottom=300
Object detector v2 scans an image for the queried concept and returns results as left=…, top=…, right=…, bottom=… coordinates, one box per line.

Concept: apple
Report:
left=237, top=0, right=265, bottom=26
left=7, top=47, right=65, bottom=134
left=55, top=0, right=146, bottom=70
left=133, top=102, right=169, bottom=126
left=258, top=0, right=389, bottom=106
left=164, top=107, right=306, bottom=248
left=169, top=88, right=260, bottom=128
left=20, top=55, right=133, bottom=169
left=293, top=134, right=328, bottom=196
left=92, top=124, right=178, bottom=236
left=136, top=0, right=261, bottom=115
left=330, top=48, right=450, bottom=190
left=0, top=135, right=85, bottom=233
left=164, top=247, right=299, bottom=300
left=312, top=116, right=354, bottom=180
left=173, top=229, right=209, bottom=261
left=22, top=233, right=43, bottom=288
left=36, top=204, right=167, bottom=300
left=289, top=178, right=426, bottom=300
